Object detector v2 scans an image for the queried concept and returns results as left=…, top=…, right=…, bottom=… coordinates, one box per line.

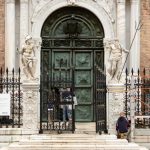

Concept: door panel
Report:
left=75, top=88, right=92, bottom=104
left=53, top=51, right=71, bottom=68
left=52, top=51, right=71, bottom=81
left=75, top=105, right=93, bottom=121
left=75, top=52, right=92, bottom=68
left=75, top=71, right=91, bottom=85
left=74, top=51, right=93, bottom=121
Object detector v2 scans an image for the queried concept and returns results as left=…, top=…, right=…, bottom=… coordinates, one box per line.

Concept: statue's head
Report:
left=25, top=35, right=32, bottom=43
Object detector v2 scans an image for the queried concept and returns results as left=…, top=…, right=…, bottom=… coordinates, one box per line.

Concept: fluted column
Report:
left=5, top=0, right=15, bottom=69
left=117, top=0, right=126, bottom=47
left=20, top=0, right=29, bottom=46
left=130, top=0, right=140, bottom=71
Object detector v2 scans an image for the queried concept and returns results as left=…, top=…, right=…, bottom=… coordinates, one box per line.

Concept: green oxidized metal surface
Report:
left=41, top=7, right=104, bottom=122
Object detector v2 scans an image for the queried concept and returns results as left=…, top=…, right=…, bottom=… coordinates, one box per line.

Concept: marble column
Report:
left=5, top=0, right=15, bottom=70
left=117, top=0, right=126, bottom=47
left=130, top=0, right=140, bottom=71
left=22, top=82, right=39, bottom=134
left=20, top=0, right=29, bottom=47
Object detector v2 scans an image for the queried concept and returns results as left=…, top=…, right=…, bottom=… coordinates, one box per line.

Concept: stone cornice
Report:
left=20, top=0, right=28, bottom=3
left=6, top=0, right=15, bottom=4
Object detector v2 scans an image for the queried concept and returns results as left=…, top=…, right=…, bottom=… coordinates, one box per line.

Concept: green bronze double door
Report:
left=41, top=49, right=104, bottom=121
left=41, top=6, right=105, bottom=122
left=54, top=49, right=93, bottom=121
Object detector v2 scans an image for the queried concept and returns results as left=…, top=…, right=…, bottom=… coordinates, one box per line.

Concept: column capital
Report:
left=20, top=0, right=28, bottom=3
left=6, top=0, right=15, bottom=4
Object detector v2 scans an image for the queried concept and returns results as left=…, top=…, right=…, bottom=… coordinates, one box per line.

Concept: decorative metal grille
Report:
left=95, top=66, right=107, bottom=134
left=40, top=68, right=75, bottom=133
left=0, top=68, right=23, bottom=128
left=125, top=68, right=150, bottom=128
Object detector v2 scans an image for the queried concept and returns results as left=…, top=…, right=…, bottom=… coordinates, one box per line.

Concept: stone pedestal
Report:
left=107, top=84, right=125, bottom=134
left=22, top=81, right=40, bottom=134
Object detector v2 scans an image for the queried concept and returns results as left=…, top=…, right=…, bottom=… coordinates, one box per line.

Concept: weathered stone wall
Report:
left=140, top=0, right=150, bottom=69
left=0, top=0, right=5, bottom=68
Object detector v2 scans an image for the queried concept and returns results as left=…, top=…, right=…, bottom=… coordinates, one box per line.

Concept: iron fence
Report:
left=0, top=68, right=23, bottom=128
left=40, top=70, right=75, bottom=133
left=124, top=68, right=150, bottom=128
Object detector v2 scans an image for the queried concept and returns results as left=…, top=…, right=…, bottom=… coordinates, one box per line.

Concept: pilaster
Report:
left=20, top=0, right=29, bottom=48
left=117, top=0, right=126, bottom=47
left=5, top=0, right=15, bottom=69
left=130, top=0, right=140, bottom=71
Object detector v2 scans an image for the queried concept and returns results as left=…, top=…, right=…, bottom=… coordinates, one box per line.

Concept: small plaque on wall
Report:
left=0, top=94, right=10, bottom=116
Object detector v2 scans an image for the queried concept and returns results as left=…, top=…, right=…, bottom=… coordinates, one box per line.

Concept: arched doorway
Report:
left=40, top=6, right=106, bottom=132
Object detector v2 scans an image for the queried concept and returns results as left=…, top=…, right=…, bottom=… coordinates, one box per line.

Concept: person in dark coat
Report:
left=116, top=112, right=129, bottom=139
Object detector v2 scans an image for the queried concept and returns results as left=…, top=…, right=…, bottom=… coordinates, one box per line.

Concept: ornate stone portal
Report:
left=21, top=1, right=126, bottom=135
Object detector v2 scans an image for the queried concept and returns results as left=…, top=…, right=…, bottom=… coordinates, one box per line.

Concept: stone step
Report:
left=19, top=139, right=128, bottom=145
left=8, top=142, right=147, bottom=150
left=29, top=134, right=117, bottom=140
left=6, top=134, right=148, bottom=150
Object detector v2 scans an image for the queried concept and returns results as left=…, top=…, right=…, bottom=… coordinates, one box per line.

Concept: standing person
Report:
left=116, top=112, right=129, bottom=139
left=62, top=88, right=72, bottom=122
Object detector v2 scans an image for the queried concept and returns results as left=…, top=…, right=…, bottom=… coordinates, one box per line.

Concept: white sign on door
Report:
left=0, top=94, right=10, bottom=116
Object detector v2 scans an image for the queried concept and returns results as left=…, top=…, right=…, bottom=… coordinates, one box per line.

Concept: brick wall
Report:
left=140, top=0, right=150, bottom=69
left=0, top=0, right=5, bottom=69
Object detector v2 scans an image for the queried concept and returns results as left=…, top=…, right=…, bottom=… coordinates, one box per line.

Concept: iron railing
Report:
left=40, top=69, right=75, bottom=133
left=0, top=68, right=22, bottom=128
left=124, top=68, right=150, bottom=128
left=95, top=66, right=107, bottom=134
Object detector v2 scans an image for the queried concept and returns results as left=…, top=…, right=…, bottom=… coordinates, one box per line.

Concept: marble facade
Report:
left=4, top=0, right=140, bottom=135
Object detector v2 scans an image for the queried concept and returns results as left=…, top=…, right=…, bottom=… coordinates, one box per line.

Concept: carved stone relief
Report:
left=108, top=91, right=124, bottom=134
left=22, top=83, right=39, bottom=131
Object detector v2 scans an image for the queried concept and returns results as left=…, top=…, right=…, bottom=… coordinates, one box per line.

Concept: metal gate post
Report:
left=130, top=70, right=135, bottom=142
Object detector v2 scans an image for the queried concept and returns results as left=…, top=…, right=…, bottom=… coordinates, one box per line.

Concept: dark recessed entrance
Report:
left=40, top=7, right=106, bottom=133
